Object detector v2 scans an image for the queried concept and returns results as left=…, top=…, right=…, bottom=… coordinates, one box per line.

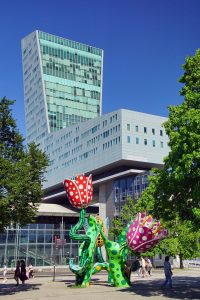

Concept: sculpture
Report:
left=64, top=174, right=167, bottom=287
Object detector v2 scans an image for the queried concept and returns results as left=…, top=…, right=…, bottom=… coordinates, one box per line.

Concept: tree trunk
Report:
left=179, top=253, right=184, bottom=269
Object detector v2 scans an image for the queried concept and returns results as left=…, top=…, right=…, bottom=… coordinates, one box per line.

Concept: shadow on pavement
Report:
left=118, top=276, right=200, bottom=299
left=0, top=283, right=42, bottom=296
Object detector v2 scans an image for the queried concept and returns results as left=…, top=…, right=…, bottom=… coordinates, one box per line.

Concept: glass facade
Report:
left=113, top=173, right=149, bottom=214
left=38, top=31, right=103, bottom=132
left=22, top=30, right=103, bottom=143
left=0, top=222, right=82, bottom=268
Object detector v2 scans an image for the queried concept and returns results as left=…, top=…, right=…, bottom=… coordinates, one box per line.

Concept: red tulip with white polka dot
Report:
left=126, top=212, right=168, bottom=253
left=63, top=174, right=93, bottom=209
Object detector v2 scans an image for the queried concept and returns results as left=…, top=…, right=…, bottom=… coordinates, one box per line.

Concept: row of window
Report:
left=41, top=44, right=102, bottom=68
left=127, top=136, right=164, bottom=147
left=127, top=124, right=163, bottom=136
left=39, top=31, right=102, bottom=56
left=58, top=128, right=122, bottom=161
left=113, top=174, right=149, bottom=208
left=103, top=137, right=121, bottom=150
left=48, top=109, right=96, bottom=132
left=86, top=125, right=121, bottom=147
left=61, top=146, right=98, bottom=168
left=43, top=65, right=101, bottom=87
left=81, top=119, right=119, bottom=139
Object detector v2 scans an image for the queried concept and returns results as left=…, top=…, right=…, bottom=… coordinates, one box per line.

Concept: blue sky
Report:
left=0, top=0, right=199, bottom=136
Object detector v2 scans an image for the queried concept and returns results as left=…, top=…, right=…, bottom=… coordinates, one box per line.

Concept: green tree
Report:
left=110, top=196, right=200, bottom=268
left=158, top=220, right=200, bottom=269
left=152, top=49, right=200, bottom=224
left=0, top=97, right=49, bottom=232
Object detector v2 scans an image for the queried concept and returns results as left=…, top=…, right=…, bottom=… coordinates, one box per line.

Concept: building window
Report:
left=144, top=127, right=147, bottom=133
left=144, top=139, right=147, bottom=145
left=161, top=141, right=164, bottom=148
left=136, top=137, right=139, bottom=144
left=152, top=140, right=156, bottom=147
left=127, top=136, right=131, bottom=143
left=127, top=124, right=130, bottom=131
left=160, top=130, right=163, bottom=136
left=135, top=125, right=139, bottom=132
left=152, top=128, right=155, bottom=135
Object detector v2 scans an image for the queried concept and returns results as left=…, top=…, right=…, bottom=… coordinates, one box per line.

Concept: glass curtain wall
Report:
left=0, top=223, right=82, bottom=268
left=113, top=172, right=149, bottom=214
left=38, top=31, right=103, bottom=132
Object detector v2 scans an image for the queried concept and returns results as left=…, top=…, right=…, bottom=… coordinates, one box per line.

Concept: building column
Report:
left=98, top=181, right=115, bottom=260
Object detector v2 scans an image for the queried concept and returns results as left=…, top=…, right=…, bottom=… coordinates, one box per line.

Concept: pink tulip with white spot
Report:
left=64, top=174, right=93, bottom=209
left=126, top=212, right=168, bottom=253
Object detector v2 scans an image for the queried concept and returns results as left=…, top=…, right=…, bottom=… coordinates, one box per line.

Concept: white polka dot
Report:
left=69, top=191, right=74, bottom=196
left=79, top=184, right=83, bottom=189
left=139, top=228, right=144, bottom=234
left=65, top=182, right=68, bottom=187
left=142, top=236, right=147, bottom=241
left=80, top=176, right=83, bottom=180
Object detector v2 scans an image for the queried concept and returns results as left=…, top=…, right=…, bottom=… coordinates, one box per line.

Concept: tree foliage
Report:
left=110, top=196, right=200, bottom=268
left=152, top=49, right=200, bottom=224
left=0, top=97, right=49, bottom=232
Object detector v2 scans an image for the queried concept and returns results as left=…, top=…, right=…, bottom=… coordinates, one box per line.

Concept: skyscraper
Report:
left=21, top=30, right=103, bottom=143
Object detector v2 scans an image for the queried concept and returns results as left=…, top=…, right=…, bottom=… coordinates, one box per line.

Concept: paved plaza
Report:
left=0, top=269, right=200, bottom=300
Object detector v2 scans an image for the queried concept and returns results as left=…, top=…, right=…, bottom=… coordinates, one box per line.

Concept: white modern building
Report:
left=41, top=108, right=169, bottom=221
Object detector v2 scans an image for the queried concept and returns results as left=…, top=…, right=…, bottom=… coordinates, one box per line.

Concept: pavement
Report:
left=0, top=269, right=200, bottom=300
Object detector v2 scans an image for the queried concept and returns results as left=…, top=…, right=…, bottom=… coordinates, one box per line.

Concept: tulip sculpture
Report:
left=64, top=174, right=168, bottom=288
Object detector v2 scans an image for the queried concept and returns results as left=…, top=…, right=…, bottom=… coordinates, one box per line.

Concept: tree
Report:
left=152, top=49, right=200, bottom=224
left=110, top=196, right=200, bottom=268
left=0, top=97, right=49, bottom=232
left=158, top=220, right=200, bottom=269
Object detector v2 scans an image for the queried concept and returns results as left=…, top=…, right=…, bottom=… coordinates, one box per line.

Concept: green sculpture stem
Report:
left=92, top=247, right=113, bottom=285
left=69, top=210, right=101, bottom=287
left=96, top=246, right=104, bottom=263
left=100, top=228, right=130, bottom=287
left=69, top=208, right=90, bottom=243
